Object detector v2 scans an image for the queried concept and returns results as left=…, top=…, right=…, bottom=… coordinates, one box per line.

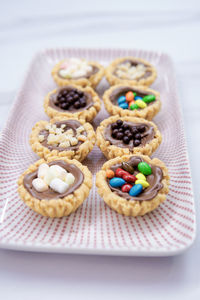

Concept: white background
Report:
left=0, top=0, right=200, bottom=299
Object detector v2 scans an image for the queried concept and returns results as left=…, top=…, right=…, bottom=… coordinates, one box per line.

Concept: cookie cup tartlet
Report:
left=44, top=85, right=101, bottom=122
left=96, top=116, right=162, bottom=159
left=103, top=84, right=161, bottom=120
left=18, top=156, right=92, bottom=218
left=96, top=155, right=169, bottom=217
left=105, top=57, right=157, bottom=86
left=52, top=59, right=104, bottom=88
left=30, top=117, right=96, bottom=161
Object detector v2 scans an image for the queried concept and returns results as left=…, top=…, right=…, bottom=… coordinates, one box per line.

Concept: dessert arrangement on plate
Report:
left=18, top=56, right=170, bottom=218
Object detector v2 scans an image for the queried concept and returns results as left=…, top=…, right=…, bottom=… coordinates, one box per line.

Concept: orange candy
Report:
left=125, top=91, right=134, bottom=102
left=129, top=100, right=135, bottom=107
left=106, top=169, right=115, bottom=178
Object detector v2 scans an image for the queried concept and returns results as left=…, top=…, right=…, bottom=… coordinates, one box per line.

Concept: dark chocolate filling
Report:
left=110, top=86, right=157, bottom=110
left=58, top=65, right=99, bottom=80
left=104, top=122, right=155, bottom=149
left=108, top=156, right=163, bottom=201
left=39, top=120, right=86, bottom=152
left=49, top=86, right=94, bottom=112
left=114, top=59, right=152, bottom=80
left=23, top=160, right=84, bottom=200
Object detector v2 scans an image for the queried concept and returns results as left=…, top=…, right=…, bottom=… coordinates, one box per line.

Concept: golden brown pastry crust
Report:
left=96, top=116, right=162, bottom=159
left=44, top=85, right=101, bottom=122
left=96, top=155, right=170, bottom=217
left=52, top=60, right=104, bottom=88
left=105, top=57, right=157, bottom=86
left=103, top=84, right=161, bottom=120
left=18, top=156, right=92, bottom=218
left=30, top=117, right=96, bottom=161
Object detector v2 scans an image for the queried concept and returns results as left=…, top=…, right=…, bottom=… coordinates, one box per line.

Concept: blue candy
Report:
left=129, top=184, right=143, bottom=196
left=109, top=177, right=126, bottom=188
left=134, top=96, right=143, bottom=100
left=117, top=96, right=126, bottom=105
left=119, top=102, right=129, bottom=109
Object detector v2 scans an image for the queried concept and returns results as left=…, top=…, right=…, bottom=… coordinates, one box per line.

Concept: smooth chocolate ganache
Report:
left=108, top=156, right=163, bottom=201
left=114, top=59, right=152, bottom=80
left=39, top=119, right=87, bottom=151
left=58, top=65, right=99, bottom=80
left=110, top=86, right=157, bottom=109
left=104, top=120, right=155, bottom=149
left=49, top=86, right=94, bottom=112
left=23, top=160, right=84, bottom=200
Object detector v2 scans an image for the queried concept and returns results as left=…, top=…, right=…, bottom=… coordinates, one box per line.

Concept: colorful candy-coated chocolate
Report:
left=135, top=100, right=147, bottom=109
left=134, top=96, right=143, bottom=100
left=122, top=162, right=134, bottom=174
left=129, top=184, right=143, bottom=196
left=138, top=162, right=152, bottom=175
left=129, top=101, right=135, bottom=108
left=109, top=177, right=126, bottom=188
left=133, top=92, right=137, bottom=96
left=135, top=179, right=149, bottom=188
left=125, top=91, right=134, bottom=102
left=115, top=168, right=129, bottom=177
left=119, top=102, right=129, bottom=109
left=121, top=183, right=132, bottom=193
left=117, top=95, right=126, bottom=105
left=136, top=173, right=146, bottom=181
left=122, top=174, right=136, bottom=183
left=130, top=103, right=138, bottom=110
left=106, top=169, right=115, bottom=178
left=143, top=94, right=156, bottom=103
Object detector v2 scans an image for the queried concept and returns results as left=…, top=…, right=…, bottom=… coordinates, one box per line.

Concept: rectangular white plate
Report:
left=0, top=48, right=196, bottom=256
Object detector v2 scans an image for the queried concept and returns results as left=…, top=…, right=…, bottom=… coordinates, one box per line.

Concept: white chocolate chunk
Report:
left=32, top=178, right=48, bottom=192
left=78, top=135, right=86, bottom=142
left=59, top=141, right=70, bottom=148
left=37, top=163, right=49, bottom=179
left=38, top=135, right=44, bottom=142
left=49, top=165, right=67, bottom=180
left=64, top=173, right=75, bottom=185
left=69, top=137, right=78, bottom=146
left=76, top=126, right=85, bottom=133
left=49, top=178, right=69, bottom=194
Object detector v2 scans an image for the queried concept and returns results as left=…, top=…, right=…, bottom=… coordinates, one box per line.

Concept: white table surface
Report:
left=0, top=0, right=200, bottom=299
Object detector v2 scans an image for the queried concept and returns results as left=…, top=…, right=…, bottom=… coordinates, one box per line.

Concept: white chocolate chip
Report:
left=37, top=163, right=49, bottom=179
left=64, top=173, right=75, bottom=185
left=38, top=135, right=44, bottom=142
left=69, top=137, right=78, bottom=146
left=59, top=141, right=70, bottom=148
left=49, top=178, right=69, bottom=194
left=32, top=178, right=48, bottom=192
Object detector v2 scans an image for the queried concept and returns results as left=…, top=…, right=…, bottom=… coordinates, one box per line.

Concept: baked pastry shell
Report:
left=18, top=156, right=92, bottom=218
left=96, top=154, right=170, bottom=217
left=30, top=117, right=96, bottom=161
left=105, top=56, right=157, bottom=86
left=103, top=84, right=161, bottom=120
left=96, top=116, right=162, bottom=159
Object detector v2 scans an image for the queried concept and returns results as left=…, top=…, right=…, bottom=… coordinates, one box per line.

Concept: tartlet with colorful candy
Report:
left=30, top=117, right=96, bottom=161
left=52, top=58, right=104, bottom=88
left=44, top=84, right=101, bottom=122
left=103, top=84, right=161, bottom=120
left=96, top=116, right=162, bottom=159
left=105, top=57, right=157, bottom=86
left=96, top=155, right=169, bottom=216
left=18, top=156, right=92, bottom=218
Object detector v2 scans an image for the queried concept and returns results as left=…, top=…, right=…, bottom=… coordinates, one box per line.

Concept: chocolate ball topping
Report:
left=55, top=88, right=87, bottom=110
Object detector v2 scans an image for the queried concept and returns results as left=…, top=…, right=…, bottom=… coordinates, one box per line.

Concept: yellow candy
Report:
left=135, top=179, right=149, bottom=188
left=135, top=100, right=147, bottom=109
left=136, top=173, right=146, bottom=181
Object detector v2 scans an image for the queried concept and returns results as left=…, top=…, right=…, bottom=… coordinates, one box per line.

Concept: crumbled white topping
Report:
left=58, top=58, right=93, bottom=79
left=115, top=62, right=146, bottom=80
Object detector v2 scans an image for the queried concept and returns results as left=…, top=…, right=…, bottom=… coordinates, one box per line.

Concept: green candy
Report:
left=133, top=92, right=137, bottom=96
left=143, top=94, right=156, bottom=103
left=130, top=103, right=138, bottom=110
left=138, top=162, right=152, bottom=175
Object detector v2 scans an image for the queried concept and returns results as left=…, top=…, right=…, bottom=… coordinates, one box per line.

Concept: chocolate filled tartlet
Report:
left=18, top=156, right=92, bottom=218
left=44, top=84, right=101, bottom=122
left=51, top=58, right=104, bottom=88
left=96, top=155, right=169, bottom=217
left=30, top=118, right=96, bottom=161
left=103, top=84, right=161, bottom=120
left=105, top=57, right=157, bottom=86
left=96, top=116, right=162, bottom=159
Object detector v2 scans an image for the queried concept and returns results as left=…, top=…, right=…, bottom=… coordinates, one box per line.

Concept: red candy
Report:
left=122, top=174, right=136, bottom=183
left=115, top=168, right=129, bottom=178
left=121, top=183, right=132, bottom=193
